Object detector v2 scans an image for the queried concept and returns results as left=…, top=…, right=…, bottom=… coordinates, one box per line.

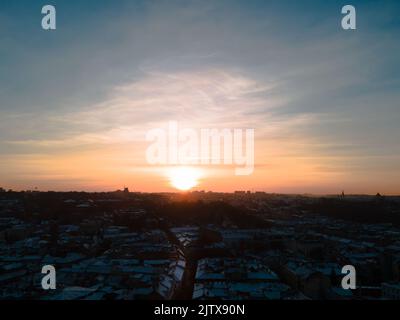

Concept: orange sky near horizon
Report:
left=2, top=135, right=400, bottom=195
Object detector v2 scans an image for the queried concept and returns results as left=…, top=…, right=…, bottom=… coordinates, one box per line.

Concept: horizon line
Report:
left=1, top=188, right=398, bottom=197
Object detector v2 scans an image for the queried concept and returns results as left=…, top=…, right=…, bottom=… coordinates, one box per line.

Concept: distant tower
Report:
left=341, top=190, right=345, bottom=199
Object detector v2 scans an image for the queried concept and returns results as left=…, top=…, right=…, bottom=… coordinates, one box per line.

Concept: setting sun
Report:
left=167, top=167, right=202, bottom=191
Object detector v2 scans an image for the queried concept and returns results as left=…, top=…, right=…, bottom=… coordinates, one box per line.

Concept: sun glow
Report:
left=168, top=167, right=202, bottom=191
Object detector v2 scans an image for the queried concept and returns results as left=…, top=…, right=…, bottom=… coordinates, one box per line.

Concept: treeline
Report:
left=154, top=200, right=271, bottom=228
left=304, top=197, right=400, bottom=226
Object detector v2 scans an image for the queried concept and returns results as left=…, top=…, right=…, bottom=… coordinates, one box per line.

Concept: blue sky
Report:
left=1, top=0, right=400, bottom=193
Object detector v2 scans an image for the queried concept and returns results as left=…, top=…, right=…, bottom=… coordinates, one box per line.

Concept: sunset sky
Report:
left=1, top=0, right=400, bottom=194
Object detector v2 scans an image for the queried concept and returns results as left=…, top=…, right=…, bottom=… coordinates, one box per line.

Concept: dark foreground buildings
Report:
left=1, top=190, right=400, bottom=300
